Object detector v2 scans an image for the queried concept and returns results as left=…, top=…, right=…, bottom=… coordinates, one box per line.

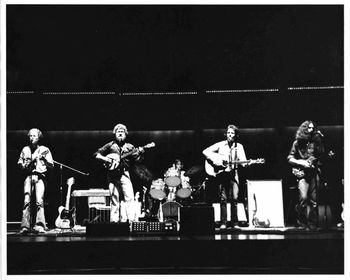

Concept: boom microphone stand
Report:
left=53, top=160, right=89, bottom=205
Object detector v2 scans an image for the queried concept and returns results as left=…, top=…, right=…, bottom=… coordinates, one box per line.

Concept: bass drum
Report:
left=149, top=179, right=166, bottom=200
left=159, top=201, right=182, bottom=221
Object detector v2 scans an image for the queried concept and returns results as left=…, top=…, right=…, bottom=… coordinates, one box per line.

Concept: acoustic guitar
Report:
left=205, top=156, right=265, bottom=177
left=55, top=177, right=76, bottom=229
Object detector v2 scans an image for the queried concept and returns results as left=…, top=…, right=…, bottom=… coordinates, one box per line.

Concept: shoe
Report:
left=33, top=225, right=46, bottom=233
left=337, top=222, right=344, bottom=228
left=19, top=227, right=29, bottom=234
left=297, top=220, right=308, bottom=230
left=307, top=224, right=318, bottom=231
left=219, top=224, right=227, bottom=230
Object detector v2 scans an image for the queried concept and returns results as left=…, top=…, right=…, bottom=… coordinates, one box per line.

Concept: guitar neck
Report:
left=230, top=160, right=251, bottom=165
left=65, top=184, right=73, bottom=209
left=120, top=143, right=152, bottom=160
left=120, top=148, right=139, bottom=160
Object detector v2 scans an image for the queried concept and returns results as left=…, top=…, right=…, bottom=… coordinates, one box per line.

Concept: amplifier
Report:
left=179, top=206, right=215, bottom=235
left=72, top=189, right=109, bottom=197
left=131, top=221, right=178, bottom=233
left=71, top=189, right=110, bottom=225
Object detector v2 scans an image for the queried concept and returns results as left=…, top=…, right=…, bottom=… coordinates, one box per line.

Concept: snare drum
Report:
left=164, top=168, right=181, bottom=187
left=149, top=179, right=166, bottom=200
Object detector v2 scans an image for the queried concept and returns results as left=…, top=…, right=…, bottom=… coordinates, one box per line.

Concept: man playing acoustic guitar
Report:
left=288, top=120, right=326, bottom=230
left=203, top=124, right=254, bottom=229
left=95, top=124, right=146, bottom=223
left=17, top=128, right=54, bottom=234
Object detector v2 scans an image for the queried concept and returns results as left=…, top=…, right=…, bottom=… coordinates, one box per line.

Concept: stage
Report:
left=7, top=224, right=344, bottom=274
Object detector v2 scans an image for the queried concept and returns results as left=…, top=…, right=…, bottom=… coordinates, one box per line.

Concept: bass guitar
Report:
left=205, top=156, right=265, bottom=177
left=55, top=177, right=76, bottom=229
left=104, top=142, right=155, bottom=170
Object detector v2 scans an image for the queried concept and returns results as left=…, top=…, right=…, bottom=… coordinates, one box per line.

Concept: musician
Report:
left=167, top=159, right=190, bottom=186
left=203, top=124, right=249, bottom=229
left=288, top=120, right=326, bottom=230
left=95, top=124, right=144, bottom=222
left=17, top=128, right=54, bottom=234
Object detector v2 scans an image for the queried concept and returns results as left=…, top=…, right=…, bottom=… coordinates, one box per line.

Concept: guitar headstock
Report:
left=135, top=191, right=140, bottom=201
left=251, top=158, right=265, bottom=164
left=67, top=177, right=75, bottom=186
left=144, top=142, right=156, bottom=149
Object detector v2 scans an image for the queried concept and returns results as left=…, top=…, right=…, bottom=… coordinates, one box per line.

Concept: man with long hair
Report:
left=288, top=120, right=325, bottom=230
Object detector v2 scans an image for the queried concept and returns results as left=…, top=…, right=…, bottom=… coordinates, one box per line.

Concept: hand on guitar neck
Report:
left=55, top=177, right=76, bottom=229
left=205, top=156, right=265, bottom=177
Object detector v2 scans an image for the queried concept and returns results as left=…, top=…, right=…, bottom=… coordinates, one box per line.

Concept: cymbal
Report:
left=184, top=165, right=204, bottom=177
left=132, top=163, right=154, bottom=182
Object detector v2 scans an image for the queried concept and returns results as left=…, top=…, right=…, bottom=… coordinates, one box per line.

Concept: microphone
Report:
left=316, top=130, right=324, bottom=137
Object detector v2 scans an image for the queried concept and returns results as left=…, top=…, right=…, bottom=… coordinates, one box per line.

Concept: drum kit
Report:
left=149, top=167, right=193, bottom=221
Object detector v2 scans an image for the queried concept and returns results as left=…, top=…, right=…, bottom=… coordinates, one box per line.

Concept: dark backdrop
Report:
left=6, top=5, right=344, bottom=225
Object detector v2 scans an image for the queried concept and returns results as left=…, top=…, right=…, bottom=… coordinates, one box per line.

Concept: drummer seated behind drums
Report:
left=164, top=159, right=190, bottom=201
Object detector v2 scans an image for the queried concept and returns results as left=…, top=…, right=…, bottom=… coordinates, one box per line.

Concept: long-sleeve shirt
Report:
left=18, top=145, right=54, bottom=174
left=203, top=140, right=247, bottom=181
left=95, top=140, right=142, bottom=171
left=287, top=137, right=325, bottom=169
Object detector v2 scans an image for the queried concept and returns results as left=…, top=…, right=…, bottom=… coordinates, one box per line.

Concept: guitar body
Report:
left=205, top=159, right=226, bottom=177
left=55, top=206, right=76, bottom=229
left=55, top=177, right=76, bottom=229
left=292, top=168, right=306, bottom=179
left=104, top=153, right=121, bottom=170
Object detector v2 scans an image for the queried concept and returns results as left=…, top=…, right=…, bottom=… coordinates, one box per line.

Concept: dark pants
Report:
left=295, top=174, right=319, bottom=228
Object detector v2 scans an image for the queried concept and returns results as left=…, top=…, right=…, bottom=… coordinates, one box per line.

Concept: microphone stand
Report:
left=53, top=160, right=89, bottom=206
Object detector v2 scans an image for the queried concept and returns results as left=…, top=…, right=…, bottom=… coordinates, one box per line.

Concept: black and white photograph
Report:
left=1, top=0, right=347, bottom=278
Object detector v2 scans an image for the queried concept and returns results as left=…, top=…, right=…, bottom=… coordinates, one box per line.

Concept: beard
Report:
left=116, top=135, right=126, bottom=144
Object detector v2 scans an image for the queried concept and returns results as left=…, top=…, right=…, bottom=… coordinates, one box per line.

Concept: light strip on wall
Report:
left=122, top=91, right=197, bottom=96
left=42, top=92, right=116, bottom=95
left=7, top=91, right=35, bottom=94
left=206, top=89, right=279, bottom=93
left=287, top=86, right=343, bottom=90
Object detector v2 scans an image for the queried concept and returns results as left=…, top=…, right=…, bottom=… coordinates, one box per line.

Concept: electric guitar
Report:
left=103, top=142, right=155, bottom=170
left=205, top=156, right=265, bottom=177
left=292, top=151, right=335, bottom=179
left=55, top=177, right=76, bottom=229
left=252, top=193, right=270, bottom=228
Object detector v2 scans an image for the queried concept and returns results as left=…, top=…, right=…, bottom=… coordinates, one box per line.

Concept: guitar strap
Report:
left=229, top=142, right=239, bottom=182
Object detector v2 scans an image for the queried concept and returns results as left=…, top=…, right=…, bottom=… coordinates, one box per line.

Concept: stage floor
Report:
left=6, top=225, right=344, bottom=274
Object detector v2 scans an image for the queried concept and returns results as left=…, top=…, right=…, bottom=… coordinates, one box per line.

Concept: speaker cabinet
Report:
left=247, top=180, right=285, bottom=227
left=86, top=222, right=130, bottom=236
left=179, top=206, right=215, bottom=235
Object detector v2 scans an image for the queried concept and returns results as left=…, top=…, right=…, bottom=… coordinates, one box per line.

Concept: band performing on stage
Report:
left=16, top=121, right=341, bottom=234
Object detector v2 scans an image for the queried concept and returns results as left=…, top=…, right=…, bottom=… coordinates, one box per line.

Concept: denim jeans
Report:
left=295, top=175, right=319, bottom=227
left=21, top=174, right=47, bottom=229
left=109, top=171, right=135, bottom=222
